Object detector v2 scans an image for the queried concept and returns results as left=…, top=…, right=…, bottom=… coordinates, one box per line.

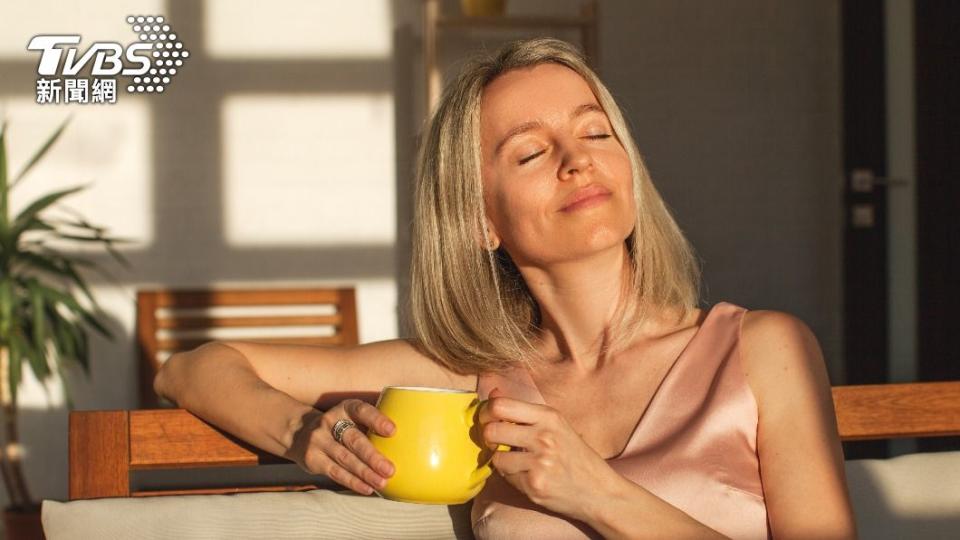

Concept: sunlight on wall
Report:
left=222, top=93, right=395, bottom=247
left=16, top=363, right=65, bottom=409
left=354, top=278, right=398, bottom=344
left=0, top=0, right=165, bottom=59
left=204, top=0, right=391, bottom=59
left=0, top=97, right=154, bottom=249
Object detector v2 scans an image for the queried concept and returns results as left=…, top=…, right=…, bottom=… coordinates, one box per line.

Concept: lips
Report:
left=559, top=184, right=612, bottom=212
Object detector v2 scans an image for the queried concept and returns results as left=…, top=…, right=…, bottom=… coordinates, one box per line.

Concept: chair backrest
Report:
left=68, top=381, right=960, bottom=501
left=137, top=287, right=359, bottom=408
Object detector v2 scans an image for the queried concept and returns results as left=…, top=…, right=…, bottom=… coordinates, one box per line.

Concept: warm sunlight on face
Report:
left=479, top=63, right=635, bottom=267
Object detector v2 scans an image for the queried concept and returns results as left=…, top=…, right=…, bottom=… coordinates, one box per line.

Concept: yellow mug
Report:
left=367, top=386, right=510, bottom=504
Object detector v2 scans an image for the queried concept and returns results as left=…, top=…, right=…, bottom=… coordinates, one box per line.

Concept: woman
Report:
left=155, top=38, right=857, bottom=539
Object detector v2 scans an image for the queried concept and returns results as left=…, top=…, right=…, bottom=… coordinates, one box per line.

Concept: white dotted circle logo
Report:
left=125, top=15, right=189, bottom=94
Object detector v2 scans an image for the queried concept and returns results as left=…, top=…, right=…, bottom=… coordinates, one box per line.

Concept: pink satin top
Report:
left=472, top=301, right=770, bottom=539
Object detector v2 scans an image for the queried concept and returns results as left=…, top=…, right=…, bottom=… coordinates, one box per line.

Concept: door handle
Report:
left=849, top=168, right=911, bottom=193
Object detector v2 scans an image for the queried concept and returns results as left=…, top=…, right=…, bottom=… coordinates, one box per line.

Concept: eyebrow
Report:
left=493, top=102, right=606, bottom=157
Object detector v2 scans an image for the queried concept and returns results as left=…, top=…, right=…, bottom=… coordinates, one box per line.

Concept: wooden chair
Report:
left=137, top=287, right=359, bottom=408
left=68, top=381, right=960, bottom=501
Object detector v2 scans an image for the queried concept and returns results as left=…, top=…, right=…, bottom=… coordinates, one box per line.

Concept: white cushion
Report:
left=42, top=489, right=473, bottom=540
left=42, top=451, right=960, bottom=539
left=845, top=450, right=960, bottom=539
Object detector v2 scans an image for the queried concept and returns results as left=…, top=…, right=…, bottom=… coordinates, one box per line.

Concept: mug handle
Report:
left=469, top=398, right=513, bottom=458
left=468, top=398, right=511, bottom=486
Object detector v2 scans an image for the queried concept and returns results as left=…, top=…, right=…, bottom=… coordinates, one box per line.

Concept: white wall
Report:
left=0, top=0, right=843, bottom=507
left=0, top=0, right=401, bottom=507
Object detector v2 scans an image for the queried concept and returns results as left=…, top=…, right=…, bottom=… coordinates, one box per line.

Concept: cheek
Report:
left=493, top=182, right=546, bottom=229
left=611, top=154, right=635, bottom=210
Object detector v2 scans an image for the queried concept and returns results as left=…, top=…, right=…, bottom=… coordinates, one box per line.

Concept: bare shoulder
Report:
left=737, top=309, right=834, bottom=421
left=737, top=312, right=857, bottom=536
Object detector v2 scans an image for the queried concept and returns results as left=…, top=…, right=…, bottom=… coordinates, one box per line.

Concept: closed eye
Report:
left=517, top=134, right=612, bottom=165
left=518, top=150, right=545, bottom=165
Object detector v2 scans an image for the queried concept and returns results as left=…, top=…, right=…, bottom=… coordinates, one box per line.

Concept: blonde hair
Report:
left=407, top=37, right=701, bottom=375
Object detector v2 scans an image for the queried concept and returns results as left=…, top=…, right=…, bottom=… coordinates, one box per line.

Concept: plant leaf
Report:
left=12, top=250, right=106, bottom=314
left=15, top=216, right=56, bottom=236
left=12, top=329, right=50, bottom=383
left=0, top=278, right=13, bottom=335
left=13, top=250, right=75, bottom=282
left=9, top=117, right=71, bottom=189
left=35, top=284, right=113, bottom=340
left=10, top=185, right=87, bottom=240
left=46, top=307, right=77, bottom=367
left=27, top=279, right=46, bottom=352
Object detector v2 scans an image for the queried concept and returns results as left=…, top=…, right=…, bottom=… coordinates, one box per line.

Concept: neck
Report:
left=516, top=243, right=630, bottom=375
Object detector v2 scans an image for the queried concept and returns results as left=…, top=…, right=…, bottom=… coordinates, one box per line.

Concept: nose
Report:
left=558, top=137, right=593, bottom=181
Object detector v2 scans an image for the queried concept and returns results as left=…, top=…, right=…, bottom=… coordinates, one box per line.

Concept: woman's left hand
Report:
left=479, top=387, right=619, bottom=522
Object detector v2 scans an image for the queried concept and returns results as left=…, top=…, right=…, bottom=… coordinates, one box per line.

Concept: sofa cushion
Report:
left=42, top=451, right=960, bottom=539
left=42, top=488, right=474, bottom=540
left=845, top=450, right=960, bottom=539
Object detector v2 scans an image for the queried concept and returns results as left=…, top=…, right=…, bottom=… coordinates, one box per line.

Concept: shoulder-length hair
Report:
left=407, top=37, right=701, bottom=375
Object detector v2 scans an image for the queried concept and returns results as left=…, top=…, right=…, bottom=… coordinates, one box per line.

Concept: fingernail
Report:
left=378, top=477, right=388, bottom=488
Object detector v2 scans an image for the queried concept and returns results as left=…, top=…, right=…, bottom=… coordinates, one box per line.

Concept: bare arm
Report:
left=153, top=338, right=475, bottom=459
left=740, top=310, right=858, bottom=539
left=153, top=342, right=316, bottom=459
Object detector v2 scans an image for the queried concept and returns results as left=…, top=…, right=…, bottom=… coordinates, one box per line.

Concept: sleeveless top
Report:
left=471, top=301, right=770, bottom=539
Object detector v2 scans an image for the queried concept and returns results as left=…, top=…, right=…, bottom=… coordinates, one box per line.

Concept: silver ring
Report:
left=332, top=419, right=357, bottom=444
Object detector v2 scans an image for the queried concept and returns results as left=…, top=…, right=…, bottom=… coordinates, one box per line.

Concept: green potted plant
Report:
left=0, top=119, right=128, bottom=539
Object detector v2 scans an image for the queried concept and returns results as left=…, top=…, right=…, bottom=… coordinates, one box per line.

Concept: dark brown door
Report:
left=841, top=0, right=890, bottom=460
left=915, top=0, right=960, bottom=453
left=842, top=0, right=960, bottom=458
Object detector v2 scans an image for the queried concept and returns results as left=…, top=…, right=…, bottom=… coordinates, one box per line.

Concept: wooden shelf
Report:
left=422, top=0, right=600, bottom=115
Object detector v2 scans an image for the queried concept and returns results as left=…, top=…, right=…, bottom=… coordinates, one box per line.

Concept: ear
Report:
left=477, top=216, right=501, bottom=251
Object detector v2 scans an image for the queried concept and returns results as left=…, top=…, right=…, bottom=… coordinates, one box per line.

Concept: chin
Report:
left=545, top=229, right=629, bottom=263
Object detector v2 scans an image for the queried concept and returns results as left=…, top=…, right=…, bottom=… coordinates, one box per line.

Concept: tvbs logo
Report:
left=27, top=15, right=189, bottom=104
left=28, top=36, right=152, bottom=77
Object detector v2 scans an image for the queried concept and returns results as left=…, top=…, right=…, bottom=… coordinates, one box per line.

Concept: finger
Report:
left=479, top=395, right=543, bottom=425
left=341, top=422, right=396, bottom=478
left=346, top=399, right=396, bottom=437
left=313, top=452, right=377, bottom=495
left=491, top=447, right=530, bottom=476
left=483, top=419, right=532, bottom=451
left=327, top=432, right=389, bottom=492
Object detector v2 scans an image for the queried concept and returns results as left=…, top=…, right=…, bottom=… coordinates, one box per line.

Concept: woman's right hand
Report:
left=285, top=399, right=396, bottom=495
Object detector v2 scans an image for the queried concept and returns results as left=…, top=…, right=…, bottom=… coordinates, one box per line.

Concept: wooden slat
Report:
left=833, top=381, right=960, bottom=440
left=155, top=335, right=344, bottom=352
left=69, top=411, right=130, bottom=500
left=138, top=288, right=359, bottom=408
left=137, top=292, right=161, bottom=409
left=156, top=314, right=342, bottom=330
left=129, top=409, right=289, bottom=469
left=152, top=289, right=345, bottom=308
left=131, top=484, right=321, bottom=497
left=338, top=288, right=359, bottom=346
